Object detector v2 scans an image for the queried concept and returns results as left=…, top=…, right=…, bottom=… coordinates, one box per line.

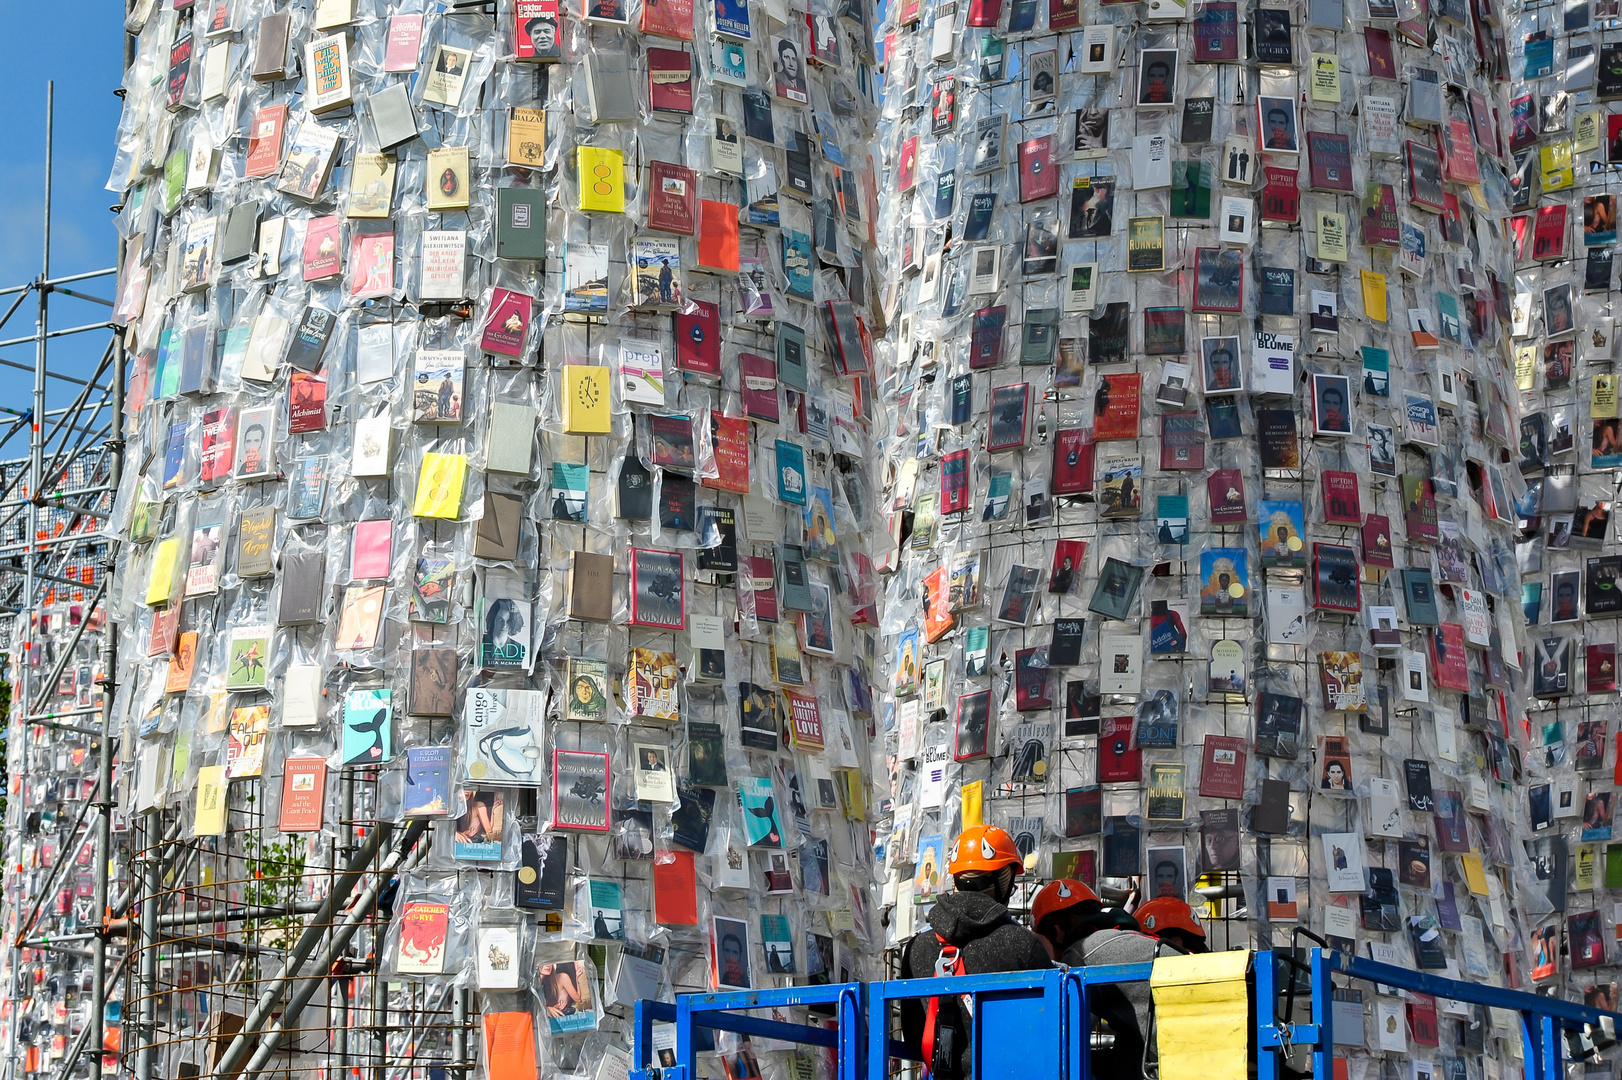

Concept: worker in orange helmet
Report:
left=1030, top=877, right=1104, bottom=959
left=1134, top=897, right=1210, bottom=954
left=898, top=825, right=1051, bottom=1079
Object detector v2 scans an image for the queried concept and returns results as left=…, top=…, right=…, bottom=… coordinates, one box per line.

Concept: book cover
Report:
left=481, top=289, right=534, bottom=358
left=1307, top=131, right=1354, bottom=192
left=343, top=688, right=394, bottom=765
left=279, top=756, right=328, bottom=831
left=1018, top=136, right=1057, bottom=202
left=396, top=901, right=450, bottom=974
left=1200, top=735, right=1248, bottom=799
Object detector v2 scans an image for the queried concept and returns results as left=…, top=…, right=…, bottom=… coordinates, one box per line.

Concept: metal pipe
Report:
left=0, top=320, right=117, bottom=349
left=226, top=821, right=430, bottom=1080
left=133, top=810, right=161, bottom=1080
left=207, top=821, right=407, bottom=1080
left=0, top=268, right=116, bottom=298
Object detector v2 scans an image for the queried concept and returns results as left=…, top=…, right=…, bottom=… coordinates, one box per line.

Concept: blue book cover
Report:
left=343, top=688, right=394, bottom=766
left=775, top=440, right=806, bottom=504
left=403, top=746, right=452, bottom=817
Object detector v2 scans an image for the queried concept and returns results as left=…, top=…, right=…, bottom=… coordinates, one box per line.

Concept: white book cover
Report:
left=968, top=245, right=999, bottom=294
left=1063, top=262, right=1099, bottom=311
left=241, top=313, right=287, bottom=382
left=477, top=925, right=522, bottom=989
left=1322, top=832, right=1365, bottom=892
left=1266, top=584, right=1308, bottom=644
left=1251, top=329, right=1295, bottom=395
left=1460, top=588, right=1491, bottom=645
left=1077, top=25, right=1115, bottom=73
left=1367, top=777, right=1403, bottom=836
left=281, top=664, right=323, bottom=727
left=186, top=133, right=217, bottom=193
left=350, top=413, right=392, bottom=477
left=1133, top=133, right=1172, bottom=188
left=1099, top=633, right=1143, bottom=694
left=1218, top=195, right=1254, bottom=245
left=618, top=339, right=667, bottom=406
left=1363, top=96, right=1399, bottom=156
left=1402, top=649, right=1429, bottom=701
left=202, top=42, right=232, bottom=100
left=419, top=230, right=467, bottom=300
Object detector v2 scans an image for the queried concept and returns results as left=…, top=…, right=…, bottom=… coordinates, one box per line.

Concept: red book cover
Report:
left=924, top=565, right=955, bottom=641
left=653, top=850, right=698, bottom=925
left=199, top=406, right=237, bottom=483
left=302, top=215, right=342, bottom=281
left=397, top=901, right=450, bottom=973
left=697, top=199, right=739, bottom=271
left=1159, top=412, right=1206, bottom=470
left=1093, top=371, right=1140, bottom=440
left=1361, top=514, right=1395, bottom=568
left=1198, top=735, right=1247, bottom=799
left=148, top=606, right=179, bottom=657
left=647, top=161, right=697, bottom=235
left=740, top=352, right=779, bottom=422
left=1591, top=644, right=1618, bottom=693
left=384, top=14, right=425, bottom=70
left=941, top=448, right=971, bottom=512
left=1441, top=118, right=1480, bottom=183
left=1018, top=136, right=1057, bottom=202
left=278, top=755, right=327, bottom=831
left=676, top=300, right=721, bottom=376
left=967, top=0, right=1002, bottom=24
left=245, top=104, right=287, bottom=178
left=1051, top=428, right=1094, bottom=494
left=1407, top=996, right=1440, bottom=1046
left=1364, top=27, right=1396, bottom=78
left=1049, top=0, right=1080, bottom=29
left=742, top=556, right=779, bottom=622
left=1307, top=132, right=1354, bottom=193
left=1261, top=167, right=1299, bottom=223
left=1208, top=468, right=1246, bottom=523
left=481, top=288, right=534, bottom=358
left=1322, top=471, right=1362, bottom=523
left=1431, top=624, right=1470, bottom=691
left=1097, top=716, right=1142, bottom=783
left=352, top=519, right=393, bottom=578
left=648, top=48, right=694, bottom=111
left=640, top=0, right=693, bottom=38
left=706, top=412, right=750, bottom=492
left=1051, top=540, right=1085, bottom=589
left=288, top=372, right=328, bottom=434
left=1361, top=184, right=1400, bottom=247
left=1533, top=204, right=1568, bottom=261
left=785, top=690, right=825, bottom=751
left=970, top=306, right=1007, bottom=368
left=899, top=135, right=919, bottom=192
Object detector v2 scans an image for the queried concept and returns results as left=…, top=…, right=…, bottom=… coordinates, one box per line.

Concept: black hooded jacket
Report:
left=898, top=891, right=1054, bottom=1078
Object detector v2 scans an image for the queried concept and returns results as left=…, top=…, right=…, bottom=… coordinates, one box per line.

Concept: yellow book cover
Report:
left=1595, top=374, right=1619, bottom=418
left=1576, top=109, right=1602, bottom=154
left=1515, top=344, right=1537, bottom=390
left=508, top=106, right=547, bottom=169
left=961, top=779, right=983, bottom=828
left=1540, top=142, right=1574, bottom=191
left=577, top=146, right=626, bottom=213
left=1309, top=53, right=1340, bottom=102
left=1315, top=211, right=1348, bottom=262
left=1360, top=269, right=1388, bottom=323
left=347, top=153, right=396, bottom=218
left=427, top=146, right=471, bottom=210
left=1460, top=852, right=1489, bottom=895
left=146, top=537, right=181, bottom=605
left=195, top=764, right=228, bottom=835
left=413, top=451, right=467, bottom=519
left=561, top=365, right=612, bottom=434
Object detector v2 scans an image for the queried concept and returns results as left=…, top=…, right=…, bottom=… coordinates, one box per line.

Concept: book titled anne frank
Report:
left=941, top=449, right=970, bottom=513
left=1193, top=2, right=1238, bottom=59
left=1159, top=412, right=1205, bottom=469
left=1307, top=132, right=1354, bottom=192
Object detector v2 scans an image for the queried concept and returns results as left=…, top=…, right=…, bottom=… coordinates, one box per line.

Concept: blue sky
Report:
left=0, top=3, right=125, bottom=457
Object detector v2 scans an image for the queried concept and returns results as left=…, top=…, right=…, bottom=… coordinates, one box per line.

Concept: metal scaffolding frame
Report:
left=1, top=76, right=128, bottom=1080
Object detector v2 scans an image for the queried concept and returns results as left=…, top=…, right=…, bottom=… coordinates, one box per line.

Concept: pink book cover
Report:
left=349, top=233, right=395, bottom=300
left=383, top=14, right=424, bottom=71
left=352, top=519, right=393, bottom=579
left=481, top=288, right=534, bottom=357
left=302, top=216, right=342, bottom=281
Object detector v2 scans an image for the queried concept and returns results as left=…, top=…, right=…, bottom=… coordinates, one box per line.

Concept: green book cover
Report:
left=1606, top=843, right=1622, bottom=889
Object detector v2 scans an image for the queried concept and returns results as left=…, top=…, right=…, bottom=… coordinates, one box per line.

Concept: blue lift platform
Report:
left=631, top=947, right=1622, bottom=1080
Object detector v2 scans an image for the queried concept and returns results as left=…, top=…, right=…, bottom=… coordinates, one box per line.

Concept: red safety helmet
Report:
left=1134, top=897, right=1206, bottom=941
left=1031, top=878, right=1102, bottom=929
left=947, top=825, right=1024, bottom=876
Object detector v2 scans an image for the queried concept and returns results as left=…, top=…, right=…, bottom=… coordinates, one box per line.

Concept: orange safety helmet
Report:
left=947, top=825, right=1024, bottom=876
left=1134, top=897, right=1206, bottom=941
left=1031, top=878, right=1102, bottom=928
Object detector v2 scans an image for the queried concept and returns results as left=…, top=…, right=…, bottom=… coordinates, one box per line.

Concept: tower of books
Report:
left=103, top=0, right=883, bottom=1073
left=871, top=0, right=1622, bottom=1039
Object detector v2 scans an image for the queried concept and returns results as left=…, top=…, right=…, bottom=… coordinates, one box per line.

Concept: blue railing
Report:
left=630, top=948, right=1622, bottom=1080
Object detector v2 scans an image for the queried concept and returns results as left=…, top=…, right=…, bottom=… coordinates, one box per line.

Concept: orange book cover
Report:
left=705, top=412, right=751, bottom=493
left=698, top=200, right=740, bottom=272
left=483, top=1012, right=537, bottom=1080
left=1093, top=371, right=1141, bottom=441
left=653, top=849, right=698, bottom=925
left=278, top=755, right=328, bottom=832
left=165, top=631, right=197, bottom=692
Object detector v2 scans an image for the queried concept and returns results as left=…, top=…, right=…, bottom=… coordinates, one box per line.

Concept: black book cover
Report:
left=659, top=472, right=697, bottom=532
left=617, top=456, right=653, bottom=519
left=784, top=134, right=813, bottom=198
left=1254, top=691, right=1302, bottom=758
left=1259, top=266, right=1296, bottom=314
left=515, top=831, right=569, bottom=910
left=1048, top=618, right=1085, bottom=666
left=277, top=551, right=326, bottom=624
left=284, top=307, right=336, bottom=372
left=964, top=193, right=997, bottom=239
left=1404, top=759, right=1435, bottom=811
left=1254, top=778, right=1292, bottom=834
left=1088, top=302, right=1130, bottom=364
left=670, top=784, right=717, bottom=851
left=1064, top=786, right=1102, bottom=837
left=686, top=721, right=728, bottom=785
left=1599, top=43, right=1622, bottom=99
left=218, top=200, right=260, bottom=264
left=1181, top=98, right=1214, bottom=143
left=1403, top=567, right=1441, bottom=625
left=1587, top=555, right=1622, bottom=615
left=1253, top=7, right=1293, bottom=63
left=1102, top=816, right=1142, bottom=876
left=1257, top=408, right=1300, bottom=468
left=1587, top=248, right=1613, bottom=293
left=696, top=506, right=738, bottom=572
left=950, top=374, right=973, bottom=424
left=742, top=88, right=775, bottom=142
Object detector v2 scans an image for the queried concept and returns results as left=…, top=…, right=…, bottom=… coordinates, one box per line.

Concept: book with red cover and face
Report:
left=1322, top=471, right=1362, bottom=524
left=279, top=755, right=328, bottom=831
left=288, top=372, right=328, bottom=433
left=1534, top=204, right=1568, bottom=261
left=740, top=352, right=780, bottom=422
left=1208, top=468, right=1246, bottom=523
left=1097, top=716, right=1142, bottom=783
left=706, top=412, right=750, bottom=493
left=676, top=300, right=721, bottom=375
left=898, top=135, right=919, bottom=191
left=1261, top=167, right=1299, bottom=223
left=1440, top=118, right=1480, bottom=183
left=1198, top=735, right=1247, bottom=799
left=1018, top=136, right=1058, bottom=202
left=1364, top=27, right=1396, bottom=78
left=1159, top=412, right=1205, bottom=470
left=1361, top=515, right=1395, bottom=568
left=640, top=0, right=693, bottom=37
left=302, top=215, right=343, bottom=281
left=199, top=407, right=237, bottom=483
left=481, top=288, right=534, bottom=358
left=647, top=161, right=697, bottom=235
left=1050, top=540, right=1085, bottom=592
left=941, top=449, right=970, bottom=513
left=1431, top=624, right=1470, bottom=690
left=1051, top=429, right=1093, bottom=494
left=648, top=48, right=695, bottom=111
left=1307, top=132, right=1354, bottom=192
left=245, top=104, right=288, bottom=178
left=1093, top=371, right=1140, bottom=440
